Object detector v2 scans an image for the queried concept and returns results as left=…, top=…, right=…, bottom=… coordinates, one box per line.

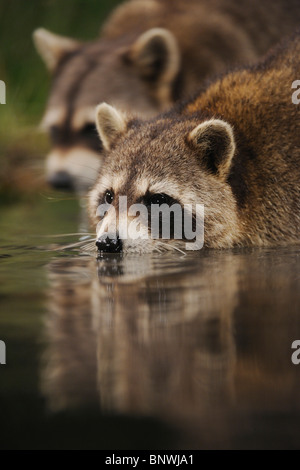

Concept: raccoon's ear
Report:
left=188, top=119, right=236, bottom=179
left=33, top=28, right=80, bottom=72
left=95, top=103, right=128, bottom=151
left=130, top=28, right=180, bottom=104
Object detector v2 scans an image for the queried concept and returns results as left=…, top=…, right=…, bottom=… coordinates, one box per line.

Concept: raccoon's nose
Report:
left=96, top=236, right=122, bottom=254
left=47, top=171, right=73, bottom=190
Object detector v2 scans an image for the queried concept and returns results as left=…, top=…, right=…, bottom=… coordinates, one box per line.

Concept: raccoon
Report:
left=89, top=31, right=300, bottom=253
left=33, top=0, right=300, bottom=191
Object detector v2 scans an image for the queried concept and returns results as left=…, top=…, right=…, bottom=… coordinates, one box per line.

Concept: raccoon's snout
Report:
left=47, top=171, right=73, bottom=191
left=96, top=235, right=123, bottom=254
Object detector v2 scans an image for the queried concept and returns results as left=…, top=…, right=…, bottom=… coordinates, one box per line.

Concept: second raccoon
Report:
left=34, top=0, right=300, bottom=191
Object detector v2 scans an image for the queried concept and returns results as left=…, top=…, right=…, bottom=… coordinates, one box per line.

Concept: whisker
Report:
left=53, top=238, right=96, bottom=251
left=80, top=242, right=97, bottom=252
left=40, top=233, right=94, bottom=238
left=39, top=193, right=78, bottom=201
left=154, top=245, right=163, bottom=254
left=156, top=240, right=187, bottom=256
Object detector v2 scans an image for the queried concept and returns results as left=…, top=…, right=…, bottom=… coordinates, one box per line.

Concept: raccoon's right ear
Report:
left=129, top=28, right=180, bottom=105
left=33, top=28, right=80, bottom=72
left=95, top=103, right=128, bottom=151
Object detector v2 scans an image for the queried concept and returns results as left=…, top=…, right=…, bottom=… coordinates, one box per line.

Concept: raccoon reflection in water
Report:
left=41, top=250, right=300, bottom=448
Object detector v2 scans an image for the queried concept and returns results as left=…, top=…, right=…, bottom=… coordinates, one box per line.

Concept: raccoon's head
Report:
left=89, top=104, right=241, bottom=254
left=33, top=28, right=180, bottom=192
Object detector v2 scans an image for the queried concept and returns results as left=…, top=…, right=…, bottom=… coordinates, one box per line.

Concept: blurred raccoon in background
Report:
left=34, top=0, right=300, bottom=192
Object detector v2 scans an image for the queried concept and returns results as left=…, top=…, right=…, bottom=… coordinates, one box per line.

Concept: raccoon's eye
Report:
left=104, top=190, right=114, bottom=205
left=81, top=123, right=97, bottom=137
left=147, top=193, right=175, bottom=206
left=80, top=123, right=103, bottom=151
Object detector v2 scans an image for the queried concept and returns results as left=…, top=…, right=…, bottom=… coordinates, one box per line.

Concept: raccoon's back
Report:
left=186, top=31, right=300, bottom=158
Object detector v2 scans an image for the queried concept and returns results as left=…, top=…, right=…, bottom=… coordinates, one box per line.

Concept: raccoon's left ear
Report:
left=95, top=103, right=128, bottom=151
left=188, top=119, right=236, bottom=180
left=129, top=28, right=180, bottom=106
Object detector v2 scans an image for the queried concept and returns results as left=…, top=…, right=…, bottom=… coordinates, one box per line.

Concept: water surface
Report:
left=1, top=197, right=300, bottom=449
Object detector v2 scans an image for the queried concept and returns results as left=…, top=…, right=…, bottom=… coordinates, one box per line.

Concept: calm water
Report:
left=1, top=196, right=300, bottom=449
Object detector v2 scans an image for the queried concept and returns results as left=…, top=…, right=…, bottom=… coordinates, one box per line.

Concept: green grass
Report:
left=0, top=0, right=122, bottom=198
left=0, top=0, right=122, bottom=123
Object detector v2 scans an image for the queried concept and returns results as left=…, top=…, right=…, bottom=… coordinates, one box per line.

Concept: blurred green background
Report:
left=0, top=0, right=122, bottom=199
